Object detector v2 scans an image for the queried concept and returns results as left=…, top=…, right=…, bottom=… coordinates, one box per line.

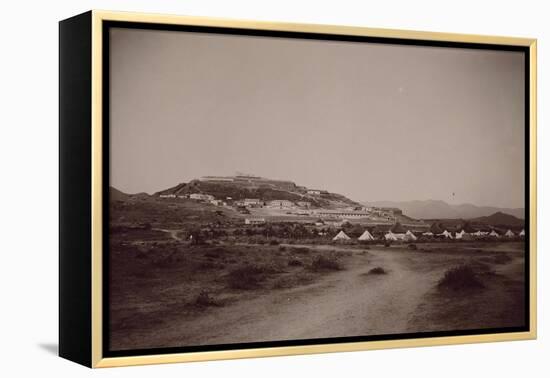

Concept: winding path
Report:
left=143, top=247, right=445, bottom=348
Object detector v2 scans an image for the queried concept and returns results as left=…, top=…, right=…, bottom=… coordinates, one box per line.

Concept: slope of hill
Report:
left=471, top=212, right=524, bottom=226
left=362, top=199, right=524, bottom=220
left=110, top=186, right=129, bottom=202
left=155, top=177, right=360, bottom=209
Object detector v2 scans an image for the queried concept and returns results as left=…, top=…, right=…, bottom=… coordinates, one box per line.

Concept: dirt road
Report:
left=141, top=247, right=453, bottom=348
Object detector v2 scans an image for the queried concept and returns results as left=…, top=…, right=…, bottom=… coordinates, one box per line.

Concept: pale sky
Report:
left=109, top=27, right=525, bottom=208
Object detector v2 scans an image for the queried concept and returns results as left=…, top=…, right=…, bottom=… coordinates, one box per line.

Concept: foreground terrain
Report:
left=109, top=236, right=525, bottom=350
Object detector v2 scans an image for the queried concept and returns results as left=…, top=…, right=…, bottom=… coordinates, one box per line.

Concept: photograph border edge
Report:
left=88, top=9, right=537, bottom=368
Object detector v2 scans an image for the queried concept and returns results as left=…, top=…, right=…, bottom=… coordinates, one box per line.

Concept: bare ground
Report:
left=109, top=241, right=525, bottom=350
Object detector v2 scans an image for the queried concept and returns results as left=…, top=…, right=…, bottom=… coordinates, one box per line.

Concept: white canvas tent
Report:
left=405, top=230, right=417, bottom=241
left=358, top=230, right=375, bottom=241
left=384, top=231, right=398, bottom=241
left=489, top=230, right=500, bottom=238
left=505, top=229, right=515, bottom=238
left=439, top=230, right=453, bottom=239
left=455, top=230, right=466, bottom=239
left=473, top=230, right=487, bottom=237
left=422, top=231, right=434, bottom=236
left=333, top=230, right=351, bottom=241
left=519, top=229, right=525, bottom=237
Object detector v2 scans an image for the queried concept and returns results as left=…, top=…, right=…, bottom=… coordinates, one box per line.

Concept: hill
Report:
left=362, top=199, right=524, bottom=220
left=110, top=186, right=129, bottom=202
left=155, top=176, right=360, bottom=209
left=471, top=211, right=524, bottom=227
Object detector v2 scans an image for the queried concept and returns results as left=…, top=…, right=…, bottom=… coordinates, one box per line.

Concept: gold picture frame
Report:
left=59, top=10, right=537, bottom=368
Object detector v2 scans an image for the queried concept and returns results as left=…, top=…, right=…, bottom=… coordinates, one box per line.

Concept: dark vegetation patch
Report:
left=288, top=258, right=304, bottom=267
left=291, top=246, right=311, bottom=255
left=196, top=260, right=223, bottom=271
left=368, top=267, right=387, bottom=275
left=308, top=254, right=342, bottom=272
left=226, top=264, right=280, bottom=290
left=204, top=247, right=225, bottom=259
left=335, top=250, right=353, bottom=258
left=272, top=272, right=315, bottom=289
left=437, top=265, right=485, bottom=291
left=193, top=290, right=222, bottom=308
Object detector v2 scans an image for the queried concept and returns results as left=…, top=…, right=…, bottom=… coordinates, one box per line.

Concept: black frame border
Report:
left=102, top=20, right=531, bottom=359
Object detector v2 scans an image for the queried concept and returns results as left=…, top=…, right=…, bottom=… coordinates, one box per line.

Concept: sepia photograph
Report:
left=106, top=25, right=528, bottom=353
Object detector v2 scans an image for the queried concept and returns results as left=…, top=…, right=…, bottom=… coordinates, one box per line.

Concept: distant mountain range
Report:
left=362, top=200, right=524, bottom=220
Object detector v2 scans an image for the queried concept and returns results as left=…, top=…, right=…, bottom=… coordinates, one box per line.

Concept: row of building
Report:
left=159, top=193, right=226, bottom=206
left=159, top=191, right=403, bottom=223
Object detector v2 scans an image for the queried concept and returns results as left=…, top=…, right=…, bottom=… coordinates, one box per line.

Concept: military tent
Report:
left=439, top=230, right=453, bottom=239
left=405, top=230, right=417, bottom=241
left=505, top=229, right=515, bottom=238
left=358, top=230, right=375, bottom=241
left=384, top=231, right=398, bottom=241
left=333, top=230, right=351, bottom=241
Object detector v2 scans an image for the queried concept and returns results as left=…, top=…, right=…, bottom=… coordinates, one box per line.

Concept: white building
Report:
left=244, top=218, right=266, bottom=225
left=268, top=200, right=294, bottom=209
left=314, top=210, right=371, bottom=219
left=243, top=198, right=262, bottom=207
left=159, top=194, right=176, bottom=198
left=190, top=193, right=215, bottom=201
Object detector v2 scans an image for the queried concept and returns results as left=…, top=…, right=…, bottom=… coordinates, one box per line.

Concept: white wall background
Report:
left=0, top=0, right=546, bottom=376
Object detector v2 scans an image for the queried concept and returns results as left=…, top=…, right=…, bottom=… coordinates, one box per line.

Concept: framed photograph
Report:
left=59, top=10, right=537, bottom=368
